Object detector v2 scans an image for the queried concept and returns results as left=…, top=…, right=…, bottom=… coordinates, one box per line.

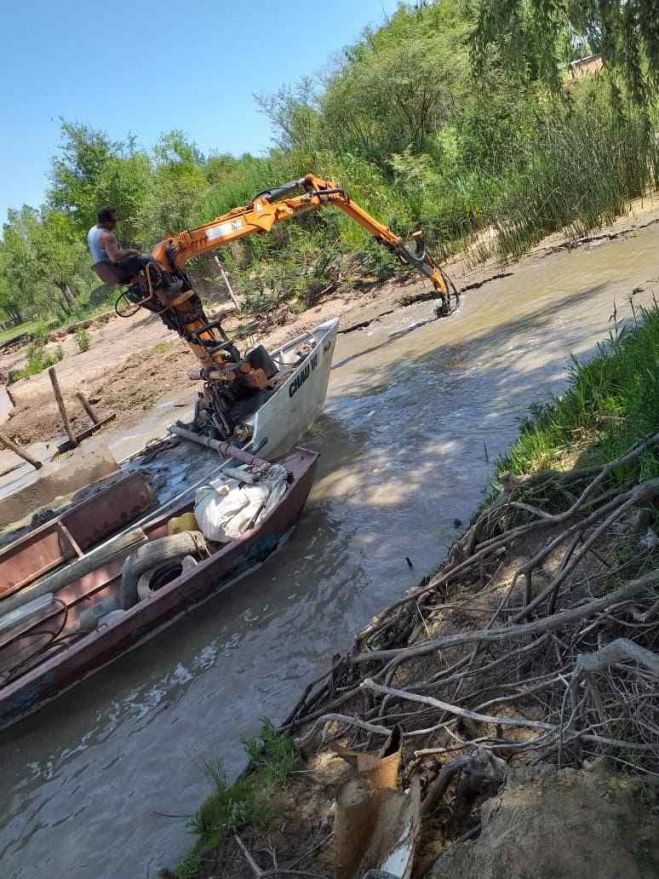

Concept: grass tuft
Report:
left=13, top=341, right=64, bottom=381
left=499, top=301, right=659, bottom=485
left=176, top=721, right=299, bottom=879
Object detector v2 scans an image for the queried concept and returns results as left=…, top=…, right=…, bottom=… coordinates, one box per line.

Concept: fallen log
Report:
left=0, top=430, right=41, bottom=470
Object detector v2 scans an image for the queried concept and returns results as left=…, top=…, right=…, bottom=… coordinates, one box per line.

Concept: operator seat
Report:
left=246, top=344, right=278, bottom=378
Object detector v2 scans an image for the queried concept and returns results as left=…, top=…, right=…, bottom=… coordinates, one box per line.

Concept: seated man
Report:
left=87, top=206, right=181, bottom=292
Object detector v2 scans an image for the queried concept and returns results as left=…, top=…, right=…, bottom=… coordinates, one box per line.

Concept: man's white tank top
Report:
left=87, top=225, right=110, bottom=263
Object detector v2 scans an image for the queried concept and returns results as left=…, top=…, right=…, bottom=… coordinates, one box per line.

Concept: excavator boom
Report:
left=116, top=173, right=458, bottom=441
left=150, top=174, right=454, bottom=304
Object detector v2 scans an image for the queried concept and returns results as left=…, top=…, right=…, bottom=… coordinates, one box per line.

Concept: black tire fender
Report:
left=136, top=554, right=199, bottom=601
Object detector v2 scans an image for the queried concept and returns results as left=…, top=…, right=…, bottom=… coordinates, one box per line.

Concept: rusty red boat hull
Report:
left=0, top=447, right=317, bottom=729
left=0, top=471, right=154, bottom=599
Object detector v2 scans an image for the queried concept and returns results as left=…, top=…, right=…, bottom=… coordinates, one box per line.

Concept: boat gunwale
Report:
left=271, top=317, right=339, bottom=360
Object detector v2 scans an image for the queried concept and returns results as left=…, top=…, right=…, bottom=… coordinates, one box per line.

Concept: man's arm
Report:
left=101, top=231, right=139, bottom=262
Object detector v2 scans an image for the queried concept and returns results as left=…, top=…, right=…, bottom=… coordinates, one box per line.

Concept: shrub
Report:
left=75, top=327, right=91, bottom=352
left=15, top=342, right=64, bottom=380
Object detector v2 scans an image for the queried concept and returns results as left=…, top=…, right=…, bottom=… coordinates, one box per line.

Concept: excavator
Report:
left=114, top=173, right=459, bottom=442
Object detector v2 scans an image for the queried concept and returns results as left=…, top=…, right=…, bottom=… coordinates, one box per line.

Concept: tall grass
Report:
left=493, top=110, right=659, bottom=260
left=501, top=301, right=659, bottom=482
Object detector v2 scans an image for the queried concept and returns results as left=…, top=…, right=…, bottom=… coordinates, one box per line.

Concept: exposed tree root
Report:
left=284, top=433, right=659, bottom=793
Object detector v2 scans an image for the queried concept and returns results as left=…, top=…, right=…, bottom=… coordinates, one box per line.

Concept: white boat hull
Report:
left=247, top=318, right=338, bottom=459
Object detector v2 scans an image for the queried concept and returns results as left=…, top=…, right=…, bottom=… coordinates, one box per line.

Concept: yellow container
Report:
left=167, top=511, right=198, bottom=535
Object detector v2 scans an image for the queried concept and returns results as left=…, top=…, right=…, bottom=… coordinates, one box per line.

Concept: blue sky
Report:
left=0, top=0, right=401, bottom=225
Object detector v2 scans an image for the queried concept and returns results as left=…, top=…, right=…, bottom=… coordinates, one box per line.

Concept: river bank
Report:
left=175, top=303, right=659, bottom=878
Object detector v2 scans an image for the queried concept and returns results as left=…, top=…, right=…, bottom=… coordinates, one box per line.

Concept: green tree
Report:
left=256, top=79, right=321, bottom=152
left=33, top=210, right=94, bottom=306
left=0, top=208, right=44, bottom=322
left=472, top=0, right=659, bottom=104
left=50, top=121, right=154, bottom=243
left=0, top=246, right=25, bottom=325
left=0, top=206, right=95, bottom=323
left=50, top=122, right=120, bottom=225
left=138, top=131, right=209, bottom=238
left=319, top=2, right=471, bottom=168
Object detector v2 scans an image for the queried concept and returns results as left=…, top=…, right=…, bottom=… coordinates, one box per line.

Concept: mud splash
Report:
left=0, top=222, right=658, bottom=879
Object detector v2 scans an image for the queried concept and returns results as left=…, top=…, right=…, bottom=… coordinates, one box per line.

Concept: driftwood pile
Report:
left=285, top=432, right=659, bottom=788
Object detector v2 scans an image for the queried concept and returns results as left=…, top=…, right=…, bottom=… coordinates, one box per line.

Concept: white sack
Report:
left=194, top=465, right=287, bottom=543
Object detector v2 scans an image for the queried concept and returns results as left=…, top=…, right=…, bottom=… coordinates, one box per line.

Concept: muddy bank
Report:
left=200, top=763, right=659, bottom=879
left=429, top=764, right=659, bottom=879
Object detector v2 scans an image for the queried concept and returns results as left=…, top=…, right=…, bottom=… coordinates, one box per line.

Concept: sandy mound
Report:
left=429, top=765, right=659, bottom=879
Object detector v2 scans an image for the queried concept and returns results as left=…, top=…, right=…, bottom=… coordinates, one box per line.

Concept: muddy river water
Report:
left=1, top=224, right=658, bottom=878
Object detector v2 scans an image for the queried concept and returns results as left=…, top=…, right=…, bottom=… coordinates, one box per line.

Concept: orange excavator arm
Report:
left=151, top=174, right=453, bottom=303
left=115, top=174, right=458, bottom=440
left=119, top=174, right=457, bottom=373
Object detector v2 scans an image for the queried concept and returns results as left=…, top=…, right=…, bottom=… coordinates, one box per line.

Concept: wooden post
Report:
left=213, top=255, right=241, bottom=313
left=0, top=430, right=42, bottom=469
left=48, top=367, right=77, bottom=448
left=76, top=391, right=100, bottom=425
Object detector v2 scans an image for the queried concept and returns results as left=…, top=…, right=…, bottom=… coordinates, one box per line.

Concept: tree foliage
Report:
left=472, top=0, right=659, bottom=104
left=51, top=121, right=154, bottom=243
